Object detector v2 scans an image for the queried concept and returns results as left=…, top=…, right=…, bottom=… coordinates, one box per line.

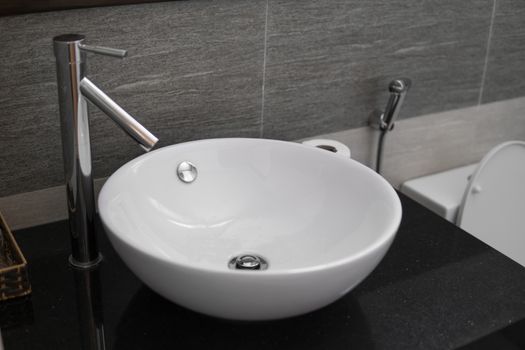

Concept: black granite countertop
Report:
left=2, top=193, right=525, bottom=350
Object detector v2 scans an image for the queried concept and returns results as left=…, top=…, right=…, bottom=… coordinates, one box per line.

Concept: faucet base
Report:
left=68, top=253, right=103, bottom=269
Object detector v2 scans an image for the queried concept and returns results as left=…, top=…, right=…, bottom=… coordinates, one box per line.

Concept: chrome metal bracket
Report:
left=368, top=111, right=395, bottom=131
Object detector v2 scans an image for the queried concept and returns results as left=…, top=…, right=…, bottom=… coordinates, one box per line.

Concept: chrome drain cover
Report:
left=229, top=254, right=268, bottom=270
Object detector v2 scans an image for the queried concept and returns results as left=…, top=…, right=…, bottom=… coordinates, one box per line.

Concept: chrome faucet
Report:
left=369, top=78, right=411, bottom=174
left=53, top=34, right=158, bottom=268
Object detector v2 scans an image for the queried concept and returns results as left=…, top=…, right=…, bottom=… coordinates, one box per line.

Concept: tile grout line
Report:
left=259, top=0, right=270, bottom=138
left=478, top=0, right=497, bottom=106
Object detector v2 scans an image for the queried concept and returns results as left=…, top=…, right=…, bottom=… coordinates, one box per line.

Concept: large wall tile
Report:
left=482, top=0, right=525, bottom=102
left=0, top=0, right=266, bottom=196
left=263, top=0, right=493, bottom=140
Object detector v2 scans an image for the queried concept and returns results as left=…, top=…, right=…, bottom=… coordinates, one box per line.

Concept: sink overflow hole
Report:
left=229, top=255, right=268, bottom=271
left=177, top=161, right=198, bottom=183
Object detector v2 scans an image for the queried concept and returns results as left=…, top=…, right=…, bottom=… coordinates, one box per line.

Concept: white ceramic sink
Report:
left=98, top=138, right=402, bottom=320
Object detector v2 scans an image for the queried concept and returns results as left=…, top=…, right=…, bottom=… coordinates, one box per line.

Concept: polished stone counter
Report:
left=3, top=193, right=525, bottom=349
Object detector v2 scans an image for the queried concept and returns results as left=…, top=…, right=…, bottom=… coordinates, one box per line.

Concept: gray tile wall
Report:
left=0, top=0, right=267, bottom=196
left=481, top=0, right=525, bottom=102
left=262, top=0, right=492, bottom=139
left=0, top=0, right=523, bottom=197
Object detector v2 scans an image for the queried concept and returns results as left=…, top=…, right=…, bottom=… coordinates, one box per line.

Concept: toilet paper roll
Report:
left=301, top=139, right=351, bottom=158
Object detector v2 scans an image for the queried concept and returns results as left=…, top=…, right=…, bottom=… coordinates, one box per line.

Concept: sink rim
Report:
left=98, top=137, right=402, bottom=277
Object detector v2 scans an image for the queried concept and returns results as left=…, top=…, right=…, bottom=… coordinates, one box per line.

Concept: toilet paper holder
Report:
left=301, top=139, right=351, bottom=159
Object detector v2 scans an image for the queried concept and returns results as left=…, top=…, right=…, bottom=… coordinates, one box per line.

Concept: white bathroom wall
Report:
left=317, top=96, right=525, bottom=187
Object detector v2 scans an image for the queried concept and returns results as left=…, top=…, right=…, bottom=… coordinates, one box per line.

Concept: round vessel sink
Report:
left=98, top=138, right=401, bottom=320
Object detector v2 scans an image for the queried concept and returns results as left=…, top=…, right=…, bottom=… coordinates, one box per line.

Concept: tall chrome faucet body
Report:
left=53, top=34, right=158, bottom=268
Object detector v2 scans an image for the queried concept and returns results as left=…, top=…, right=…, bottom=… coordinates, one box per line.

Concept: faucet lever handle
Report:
left=79, top=44, right=127, bottom=58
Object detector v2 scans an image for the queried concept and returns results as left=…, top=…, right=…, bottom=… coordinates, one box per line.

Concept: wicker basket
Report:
left=0, top=211, right=31, bottom=301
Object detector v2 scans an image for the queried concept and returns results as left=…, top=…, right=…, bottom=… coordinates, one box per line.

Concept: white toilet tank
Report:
left=400, top=164, right=477, bottom=223
left=401, top=141, right=525, bottom=267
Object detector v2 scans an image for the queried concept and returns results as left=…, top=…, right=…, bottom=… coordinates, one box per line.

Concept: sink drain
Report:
left=228, top=254, right=268, bottom=271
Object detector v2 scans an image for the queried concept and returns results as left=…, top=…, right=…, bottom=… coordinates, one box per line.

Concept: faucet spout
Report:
left=80, top=77, right=158, bottom=151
